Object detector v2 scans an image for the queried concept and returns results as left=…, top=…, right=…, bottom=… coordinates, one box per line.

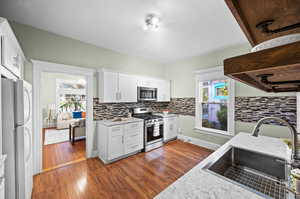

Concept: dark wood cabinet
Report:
left=224, top=0, right=300, bottom=92
left=225, top=0, right=300, bottom=46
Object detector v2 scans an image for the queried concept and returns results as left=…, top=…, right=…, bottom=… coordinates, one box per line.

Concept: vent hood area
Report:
left=223, top=0, right=300, bottom=92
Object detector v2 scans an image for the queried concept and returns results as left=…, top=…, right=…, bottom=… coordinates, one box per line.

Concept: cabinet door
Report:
left=2, top=36, right=20, bottom=77
left=108, top=125, right=124, bottom=160
left=164, top=117, right=178, bottom=141
left=0, top=20, right=22, bottom=78
left=157, top=80, right=171, bottom=102
left=164, top=80, right=171, bottom=101
left=119, top=74, right=137, bottom=102
left=102, top=72, right=119, bottom=103
left=137, top=77, right=157, bottom=88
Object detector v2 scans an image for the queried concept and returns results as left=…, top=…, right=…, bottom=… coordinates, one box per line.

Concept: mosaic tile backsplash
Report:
left=93, top=97, right=195, bottom=120
left=167, top=98, right=195, bottom=116
left=94, top=96, right=297, bottom=127
left=235, top=96, right=297, bottom=126
left=93, top=98, right=169, bottom=120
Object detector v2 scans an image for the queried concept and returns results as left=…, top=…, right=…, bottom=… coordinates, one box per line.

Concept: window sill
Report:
left=194, top=127, right=234, bottom=138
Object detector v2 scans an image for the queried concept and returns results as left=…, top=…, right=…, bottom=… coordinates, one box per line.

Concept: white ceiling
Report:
left=0, top=0, right=248, bottom=63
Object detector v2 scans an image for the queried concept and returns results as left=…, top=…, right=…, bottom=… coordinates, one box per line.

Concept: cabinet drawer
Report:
left=124, top=128, right=143, bottom=137
left=124, top=133, right=143, bottom=154
left=110, top=125, right=123, bottom=136
left=124, top=132, right=142, bottom=143
left=124, top=122, right=143, bottom=132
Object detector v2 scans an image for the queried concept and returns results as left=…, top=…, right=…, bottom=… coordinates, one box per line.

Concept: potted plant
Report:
left=59, top=96, right=85, bottom=118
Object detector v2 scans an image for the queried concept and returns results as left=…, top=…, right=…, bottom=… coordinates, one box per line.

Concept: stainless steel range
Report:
left=132, top=108, right=164, bottom=152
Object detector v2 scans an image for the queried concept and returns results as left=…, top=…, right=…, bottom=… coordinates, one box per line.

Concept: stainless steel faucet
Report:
left=252, top=117, right=300, bottom=168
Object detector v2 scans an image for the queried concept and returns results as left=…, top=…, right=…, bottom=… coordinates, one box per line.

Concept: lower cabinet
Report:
left=97, top=121, right=144, bottom=163
left=107, top=125, right=124, bottom=160
left=164, top=116, right=179, bottom=142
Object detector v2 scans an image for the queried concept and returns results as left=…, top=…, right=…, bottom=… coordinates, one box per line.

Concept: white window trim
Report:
left=195, top=66, right=235, bottom=136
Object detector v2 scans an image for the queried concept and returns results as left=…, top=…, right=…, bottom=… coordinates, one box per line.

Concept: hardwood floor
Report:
left=43, top=139, right=86, bottom=171
left=33, top=140, right=212, bottom=199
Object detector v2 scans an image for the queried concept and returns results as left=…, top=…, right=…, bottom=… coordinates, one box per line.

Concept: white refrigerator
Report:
left=1, top=78, right=33, bottom=199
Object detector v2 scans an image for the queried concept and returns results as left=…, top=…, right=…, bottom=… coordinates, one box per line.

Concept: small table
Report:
left=69, top=118, right=86, bottom=145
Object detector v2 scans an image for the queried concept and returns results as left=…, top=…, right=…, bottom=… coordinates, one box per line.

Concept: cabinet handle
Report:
left=131, top=145, right=138, bottom=149
left=122, top=136, right=124, bottom=144
left=119, top=92, right=122, bottom=100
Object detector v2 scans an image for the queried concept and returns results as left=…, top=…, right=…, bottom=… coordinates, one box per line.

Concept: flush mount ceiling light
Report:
left=144, top=14, right=161, bottom=31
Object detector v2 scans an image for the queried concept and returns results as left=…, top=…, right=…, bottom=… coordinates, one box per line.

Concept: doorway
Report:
left=32, top=60, right=94, bottom=174
left=41, top=72, right=87, bottom=171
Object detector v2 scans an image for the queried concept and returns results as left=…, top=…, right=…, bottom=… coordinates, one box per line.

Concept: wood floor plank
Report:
left=43, top=137, right=86, bottom=170
left=32, top=140, right=213, bottom=199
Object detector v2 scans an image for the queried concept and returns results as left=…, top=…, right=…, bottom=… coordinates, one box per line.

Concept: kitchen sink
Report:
left=203, top=147, right=294, bottom=199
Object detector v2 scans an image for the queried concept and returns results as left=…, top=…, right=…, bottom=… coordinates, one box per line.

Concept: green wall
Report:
left=165, top=44, right=296, bottom=146
left=10, top=22, right=166, bottom=84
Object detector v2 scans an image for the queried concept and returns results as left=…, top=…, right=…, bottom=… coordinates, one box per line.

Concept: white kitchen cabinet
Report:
left=108, top=125, right=124, bottom=160
left=118, top=74, right=137, bottom=103
left=98, top=71, right=119, bottom=103
left=163, top=115, right=178, bottom=142
left=137, top=76, right=156, bottom=88
left=97, top=119, right=144, bottom=163
left=98, top=70, right=171, bottom=103
left=0, top=18, right=25, bottom=78
left=98, top=71, right=138, bottom=103
left=123, top=122, right=143, bottom=154
left=157, top=80, right=171, bottom=102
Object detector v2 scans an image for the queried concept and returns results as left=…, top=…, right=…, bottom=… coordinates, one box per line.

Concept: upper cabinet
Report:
left=98, top=71, right=138, bottom=103
left=156, top=79, right=170, bottom=102
left=0, top=18, right=25, bottom=78
left=98, top=71, right=119, bottom=103
left=118, top=74, right=138, bottom=103
left=98, top=70, right=171, bottom=103
left=224, top=0, right=300, bottom=93
left=137, top=76, right=157, bottom=88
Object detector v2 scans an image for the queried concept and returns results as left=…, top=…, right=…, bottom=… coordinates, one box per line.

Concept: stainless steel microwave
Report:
left=137, top=87, right=157, bottom=101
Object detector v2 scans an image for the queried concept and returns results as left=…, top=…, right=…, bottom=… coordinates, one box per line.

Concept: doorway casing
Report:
left=32, top=60, right=95, bottom=174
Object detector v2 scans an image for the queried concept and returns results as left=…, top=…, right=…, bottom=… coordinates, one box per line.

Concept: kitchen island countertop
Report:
left=155, top=133, right=291, bottom=199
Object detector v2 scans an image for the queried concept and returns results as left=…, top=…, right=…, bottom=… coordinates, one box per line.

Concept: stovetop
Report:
left=133, top=114, right=163, bottom=121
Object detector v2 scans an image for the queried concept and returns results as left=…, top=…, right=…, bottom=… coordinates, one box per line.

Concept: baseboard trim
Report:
left=178, top=134, right=221, bottom=150
left=91, top=150, right=99, bottom=158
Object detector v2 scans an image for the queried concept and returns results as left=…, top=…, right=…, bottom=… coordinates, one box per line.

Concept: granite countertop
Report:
left=155, top=133, right=291, bottom=199
left=96, top=117, right=143, bottom=126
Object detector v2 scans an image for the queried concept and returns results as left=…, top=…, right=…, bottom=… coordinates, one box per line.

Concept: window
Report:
left=56, top=79, right=87, bottom=112
left=195, top=67, right=234, bottom=136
